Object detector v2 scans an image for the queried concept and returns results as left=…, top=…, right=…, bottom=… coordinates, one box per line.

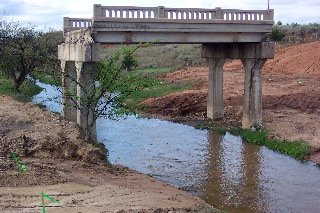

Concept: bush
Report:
left=270, top=26, right=286, bottom=41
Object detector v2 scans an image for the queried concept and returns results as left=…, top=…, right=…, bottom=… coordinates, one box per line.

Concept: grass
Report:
left=32, top=71, right=61, bottom=87
left=229, top=128, right=310, bottom=160
left=118, top=67, right=194, bottom=113
left=195, top=121, right=310, bottom=160
left=0, top=73, right=43, bottom=102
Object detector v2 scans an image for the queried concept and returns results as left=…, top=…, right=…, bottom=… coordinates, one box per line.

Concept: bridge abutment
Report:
left=202, top=42, right=274, bottom=128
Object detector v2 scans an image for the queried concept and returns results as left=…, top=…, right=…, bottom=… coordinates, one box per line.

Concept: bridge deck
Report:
left=63, top=5, right=274, bottom=44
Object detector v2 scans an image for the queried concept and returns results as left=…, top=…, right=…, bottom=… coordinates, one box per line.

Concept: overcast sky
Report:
left=1, top=0, right=319, bottom=30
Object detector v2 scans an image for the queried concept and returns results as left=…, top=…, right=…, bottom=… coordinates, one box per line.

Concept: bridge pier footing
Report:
left=202, top=42, right=274, bottom=128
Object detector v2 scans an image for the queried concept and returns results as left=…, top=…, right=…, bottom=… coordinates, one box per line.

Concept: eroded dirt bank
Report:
left=143, top=41, right=320, bottom=163
left=0, top=96, right=217, bottom=213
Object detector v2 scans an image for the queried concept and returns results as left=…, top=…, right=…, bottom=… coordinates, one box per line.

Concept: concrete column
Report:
left=61, top=60, right=77, bottom=122
left=207, top=58, right=225, bottom=119
left=241, top=58, right=266, bottom=128
left=75, top=61, right=97, bottom=141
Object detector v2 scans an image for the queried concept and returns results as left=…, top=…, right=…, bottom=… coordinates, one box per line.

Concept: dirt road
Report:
left=0, top=96, right=218, bottom=213
left=143, top=41, right=320, bottom=163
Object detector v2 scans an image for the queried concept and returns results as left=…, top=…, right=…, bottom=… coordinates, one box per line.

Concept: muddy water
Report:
left=33, top=81, right=320, bottom=213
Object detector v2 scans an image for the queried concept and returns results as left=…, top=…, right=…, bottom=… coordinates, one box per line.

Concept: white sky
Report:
left=1, top=0, right=319, bottom=30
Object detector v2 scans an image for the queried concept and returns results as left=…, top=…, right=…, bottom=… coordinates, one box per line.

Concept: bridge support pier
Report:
left=241, top=58, right=266, bottom=128
left=207, top=58, right=225, bottom=119
left=202, top=42, right=274, bottom=128
left=58, top=37, right=100, bottom=141
left=61, top=61, right=77, bottom=122
left=75, top=61, right=97, bottom=141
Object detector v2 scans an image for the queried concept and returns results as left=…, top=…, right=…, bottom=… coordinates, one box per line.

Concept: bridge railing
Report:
left=64, top=17, right=92, bottom=32
left=222, top=9, right=273, bottom=21
left=93, top=4, right=274, bottom=21
left=95, top=6, right=157, bottom=19
left=63, top=5, right=274, bottom=32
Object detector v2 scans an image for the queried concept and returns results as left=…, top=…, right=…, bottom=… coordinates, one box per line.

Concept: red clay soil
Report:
left=143, top=41, right=320, bottom=162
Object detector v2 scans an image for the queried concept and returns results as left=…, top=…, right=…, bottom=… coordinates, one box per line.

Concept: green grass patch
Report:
left=230, top=128, right=310, bottom=160
left=0, top=74, right=42, bottom=102
left=32, top=71, right=61, bottom=87
left=194, top=121, right=310, bottom=160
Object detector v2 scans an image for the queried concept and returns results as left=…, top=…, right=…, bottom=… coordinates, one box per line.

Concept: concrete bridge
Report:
left=58, top=4, right=275, bottom=138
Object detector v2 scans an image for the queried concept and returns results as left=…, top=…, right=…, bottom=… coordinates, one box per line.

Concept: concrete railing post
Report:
left=268, top=9, right=274, bottom=21
left=61, top=60, right=78, bottom=123
left=215, top=7, right=222, bottom=19
left=94, top=4, right=103, bottom=17
left=157, top=6, right=165, bottom=18
left=63, top=17, right=70, bottom=28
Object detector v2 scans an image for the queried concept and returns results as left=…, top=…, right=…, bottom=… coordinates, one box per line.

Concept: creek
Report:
left=33, top=81, right=320, bottom=213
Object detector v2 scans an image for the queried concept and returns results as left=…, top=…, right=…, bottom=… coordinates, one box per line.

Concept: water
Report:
left=33, top=82, right=320, bottom=213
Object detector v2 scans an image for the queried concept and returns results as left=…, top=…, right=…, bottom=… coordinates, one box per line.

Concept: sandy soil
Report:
left=143, top=41, right=320, bottom=163
left=0, top=96, right=217, bottom=213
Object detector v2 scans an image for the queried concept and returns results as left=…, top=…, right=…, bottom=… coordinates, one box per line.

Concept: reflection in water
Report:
left=203, top=131, right=320, bottom=213
left=202, top=132, right=264, bottom=213
left=33, top=81, right=320, bottom=213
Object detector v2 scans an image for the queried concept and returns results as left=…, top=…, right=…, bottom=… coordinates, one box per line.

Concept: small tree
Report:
left=63, top=44, right=144, bottom=142
left=121, top=45, right=139, bottom=71
left=0, top=18, right=60, bottom=91
left=270, top=26, right=286, bottom=41
left=277, top=21, right=283, bottom=26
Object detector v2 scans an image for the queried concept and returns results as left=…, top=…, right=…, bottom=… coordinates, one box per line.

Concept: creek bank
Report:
left=0, top=95, right=219, bottom=213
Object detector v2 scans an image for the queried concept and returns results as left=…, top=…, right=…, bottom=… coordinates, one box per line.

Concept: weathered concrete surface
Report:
left=241, top=59, right=266, bottom=128
left=75, top=62, right=97, bottom=140
left=207, top=58, right=225, bottom=119
left=91, top=19, right=273, bottom=44
left=58, top=44, right=101, bottom=62
left=201, top=42, right=275, bottom=59
left=58, top=38, right=101, bottom=139
left=61, top=61, right=77, bottom=122
left=202, top=42, right=275, bottom=127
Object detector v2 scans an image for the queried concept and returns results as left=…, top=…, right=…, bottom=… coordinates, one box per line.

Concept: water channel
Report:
left=33, top=81, right=320, bottom=213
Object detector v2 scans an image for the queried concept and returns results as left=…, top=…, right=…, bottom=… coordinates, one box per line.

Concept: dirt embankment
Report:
left=0, top=96, right=217, bottom=213
left=143, top=41, right=320, bottom=163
